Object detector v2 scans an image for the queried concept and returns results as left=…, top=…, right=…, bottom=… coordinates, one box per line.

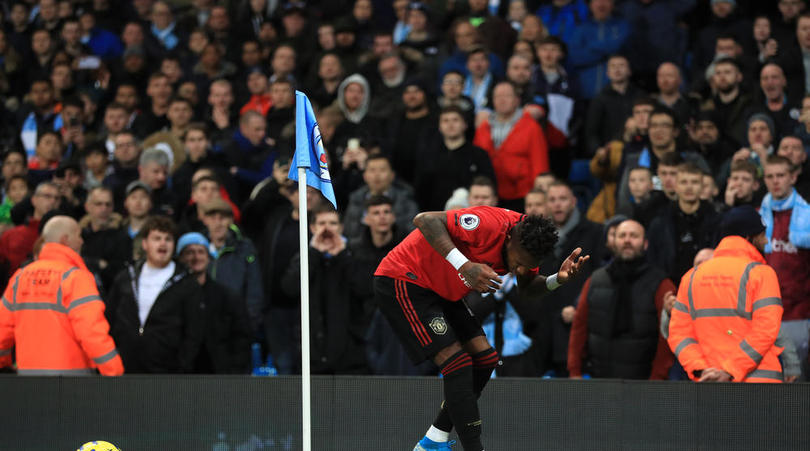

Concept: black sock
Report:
left=438, top=350, right=482, bottom=451
left=433, top=348, right=499, bottom=443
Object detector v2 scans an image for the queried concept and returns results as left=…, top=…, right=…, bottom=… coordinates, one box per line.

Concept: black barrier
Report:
left=0, top=375, right=808, bottom=450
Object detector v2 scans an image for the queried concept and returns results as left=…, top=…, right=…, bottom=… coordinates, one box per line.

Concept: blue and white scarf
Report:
left=21, top=112, right=62, bottom=159
left=760, top=188, right=810, bottom=252
left=481, top=274, right=533, bottom=364
left=464, top=72, right=492, bottom=112
left=151, top=22, right=179, bottom=50
left=393, top=22, right=411, bottom=44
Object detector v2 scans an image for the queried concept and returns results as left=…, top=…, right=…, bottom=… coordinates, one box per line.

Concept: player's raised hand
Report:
left=459, top=262, right=502, bottom=293
left=558, top=247, right=589, bottom=284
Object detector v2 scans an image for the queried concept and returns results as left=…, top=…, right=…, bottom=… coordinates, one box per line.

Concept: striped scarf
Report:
left=489, top=108, right=522, bottom=148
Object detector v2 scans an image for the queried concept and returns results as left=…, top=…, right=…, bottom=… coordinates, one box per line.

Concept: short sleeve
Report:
left=445, top=206, right=520, bottom=249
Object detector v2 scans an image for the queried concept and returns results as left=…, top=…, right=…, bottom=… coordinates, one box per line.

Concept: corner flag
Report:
left=288, top=90, right=337, bottom=209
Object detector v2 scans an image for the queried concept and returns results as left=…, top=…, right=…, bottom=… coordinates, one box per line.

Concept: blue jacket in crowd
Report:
left=536, top=0, right=590, bottom=44
left=567, top=14, right=630, bottom=100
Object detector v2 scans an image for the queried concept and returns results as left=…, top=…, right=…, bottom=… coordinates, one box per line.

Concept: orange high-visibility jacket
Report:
left=0, top=243, right=124, bottom=375
left=668, top=236, right=783, bottom=383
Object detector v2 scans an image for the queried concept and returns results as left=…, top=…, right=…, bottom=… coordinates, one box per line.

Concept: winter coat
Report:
left=567, top=15, right=630, bottom=100
left=473, top=111, right=550, bottom=201
left=106, top=262, right=205, bottom=373
left=281, top=247, right=368, bottom=374
left=208, top=226, right=264, bottom=336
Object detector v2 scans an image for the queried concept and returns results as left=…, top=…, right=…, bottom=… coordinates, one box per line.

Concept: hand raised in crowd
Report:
left=724, top=182, right=739, bottom=206
left=211, top=107, right=230, bottom=129
left=561, top=306, right=576, bottom=324
left=311, top=226, right=346, bottom=255
left=762, top=38, right=778, bottom=59
left=732, top=148, right=751, bottom=163
left=525, top=104, right=546, bottom=121
left=623, top=117, right=638, bottom=142
left=749, top=142, right=769, bottom=161
left=594, top=146, right=609, bottom=165
left=342, top=144, right=368, bottom=170
left=459, top=261, right=502, bottom=294
left=558, top=247, right=589, bottom=284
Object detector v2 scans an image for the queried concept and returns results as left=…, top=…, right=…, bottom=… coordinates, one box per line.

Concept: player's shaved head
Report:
left=42, top=216, right=83, bottom=253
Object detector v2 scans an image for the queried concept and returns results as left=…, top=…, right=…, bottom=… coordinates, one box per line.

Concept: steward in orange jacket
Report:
left=0, top=216, right=123, bottom=375
left=668, top=206, right=783, bottom=383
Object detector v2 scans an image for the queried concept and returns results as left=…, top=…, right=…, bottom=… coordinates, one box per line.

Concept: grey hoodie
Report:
left=336, top=73, right=371, bottom=124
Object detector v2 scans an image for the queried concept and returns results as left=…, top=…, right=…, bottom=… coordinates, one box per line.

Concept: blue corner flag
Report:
left=288, top=90, right=337, bottom=209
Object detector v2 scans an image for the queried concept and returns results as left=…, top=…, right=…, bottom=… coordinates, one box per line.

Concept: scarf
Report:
left=464, top=72, right=492, bottom=112
left=481, top=274, right=532, bottom=361
left=151, top=22, right=178, bottom=50
left=21, top=111, right=62, bottom=158
left=604, top=255, right=648, bottom=337
left=760, top=188, right=810, bottom=252
left=489, top=108, right=523, bottom=148
left=393, top=22, right=411, bottom=44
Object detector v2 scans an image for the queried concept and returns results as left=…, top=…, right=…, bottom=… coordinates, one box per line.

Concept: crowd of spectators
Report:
left=0, top=0, right=808, bottom=380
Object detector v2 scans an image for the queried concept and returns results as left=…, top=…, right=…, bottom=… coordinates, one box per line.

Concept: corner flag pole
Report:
left=289, top=90, right=337, bottom=451
left=298, top=153, right=313, bottom=451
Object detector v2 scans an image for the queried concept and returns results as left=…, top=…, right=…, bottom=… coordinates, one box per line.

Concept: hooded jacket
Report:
left=336, top=74, right=371, bottom=124
left=0, top=243, right=124, bottom=375
left=668, top=236, right=784, bottom=383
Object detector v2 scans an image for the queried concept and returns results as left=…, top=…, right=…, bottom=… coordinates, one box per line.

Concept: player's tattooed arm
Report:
left=414, top=211, right=501, bottom=293
left=413, top=212, right=455, bottom=257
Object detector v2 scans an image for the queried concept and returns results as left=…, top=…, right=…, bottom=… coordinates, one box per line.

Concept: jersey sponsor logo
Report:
left=406, top=272, right=418, bottom=280
left=458, top=273, right=472, bottom=288
left=771, top=239, right=798, bottom=254
left=460, top=214, right=480, bottom=230
left=429, top=317, right=448, bottom=335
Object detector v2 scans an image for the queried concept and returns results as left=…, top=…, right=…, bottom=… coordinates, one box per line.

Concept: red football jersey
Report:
left=375, top=206, right=525, bottom=301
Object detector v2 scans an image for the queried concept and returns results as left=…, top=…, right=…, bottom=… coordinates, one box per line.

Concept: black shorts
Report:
left=373, top=276, right=484, bottom=364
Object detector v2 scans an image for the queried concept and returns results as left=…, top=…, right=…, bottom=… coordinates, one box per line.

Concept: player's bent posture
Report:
left=374, top=206, right=589, bottom=451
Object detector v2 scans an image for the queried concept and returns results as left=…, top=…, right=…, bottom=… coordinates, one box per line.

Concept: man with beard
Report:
left=688, top=111, right=736, bottom=176
left=699, top=57, right=752, bottom=149
left=369, top=52, right=408, bottom=119
left=568, top=219, right=675, bottom=379
left=386, top=79, right=437, bottom=185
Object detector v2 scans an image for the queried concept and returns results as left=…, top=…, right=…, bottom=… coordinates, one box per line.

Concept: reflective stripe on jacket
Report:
left=667, top=236, right=783, bottom=383
left=0, top=243, right=123, bottom=375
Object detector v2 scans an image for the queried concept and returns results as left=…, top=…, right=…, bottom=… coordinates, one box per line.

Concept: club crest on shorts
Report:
left=460, top=214, right=480, bottom=230
left=429, top=317, right=448, bottom=335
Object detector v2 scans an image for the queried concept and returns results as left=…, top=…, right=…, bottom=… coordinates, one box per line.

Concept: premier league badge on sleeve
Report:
left=460, top=214, right=480, bottom=230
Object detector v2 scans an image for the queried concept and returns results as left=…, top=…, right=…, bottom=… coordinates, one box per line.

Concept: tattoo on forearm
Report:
left=417, top=214, right=454, bottom=256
